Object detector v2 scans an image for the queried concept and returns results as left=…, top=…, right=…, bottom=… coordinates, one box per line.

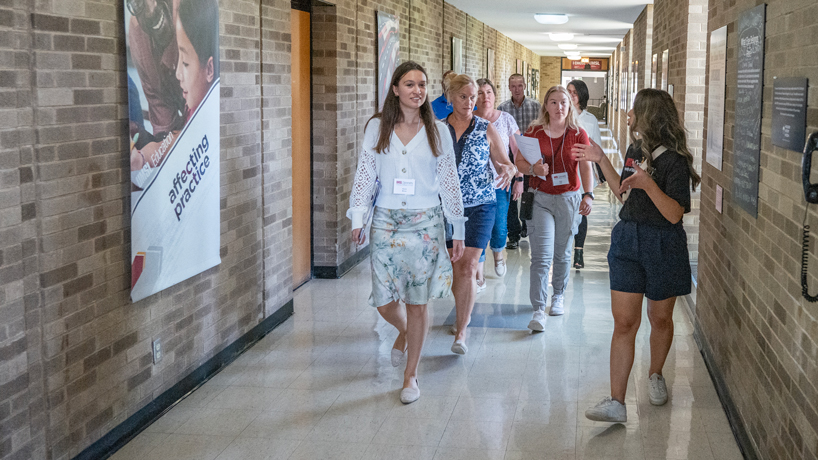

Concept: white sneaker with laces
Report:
left=648, top=373, right=668, bottom=405
left=585, top=396, right=627, bottom=422
left=549, top=295, right=564, bottom=316
left=528, top=309, right=546, bottom=332
left=476, top=278, right=486, bottom=293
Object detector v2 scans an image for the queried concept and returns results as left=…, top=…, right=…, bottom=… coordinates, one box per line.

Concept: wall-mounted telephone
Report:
left=801, top=131, right=818, bottom=302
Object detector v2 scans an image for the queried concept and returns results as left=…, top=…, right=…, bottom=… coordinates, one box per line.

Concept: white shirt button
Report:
left=401, top=201, right=406, bottom=206
left=402, top=168, right=407, bottom=173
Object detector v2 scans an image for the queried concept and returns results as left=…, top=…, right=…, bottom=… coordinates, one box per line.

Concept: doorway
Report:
left=291, top=3, right=311, bottom=288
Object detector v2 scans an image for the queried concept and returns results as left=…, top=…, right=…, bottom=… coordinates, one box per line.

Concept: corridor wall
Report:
left=697, top=0, right=818, bottom=459
left=0, top=1, right=541, bottom=459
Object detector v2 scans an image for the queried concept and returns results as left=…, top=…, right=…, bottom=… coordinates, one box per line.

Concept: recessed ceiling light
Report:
left=534, top=14, right=569, bottom=25
left=564, top=51, right=581, bottom=56
left=558, top=44, right=578, bottom=50
left=548, top=33, right=575, bottom=41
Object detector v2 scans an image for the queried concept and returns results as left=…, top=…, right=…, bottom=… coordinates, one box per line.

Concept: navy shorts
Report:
left=446, top=202, right=496, bottom=249
left=607, top=220, right=691, bottom=301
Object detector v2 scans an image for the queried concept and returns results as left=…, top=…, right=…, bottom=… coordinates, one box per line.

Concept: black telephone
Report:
left=801, top=131, right=818, bottom=302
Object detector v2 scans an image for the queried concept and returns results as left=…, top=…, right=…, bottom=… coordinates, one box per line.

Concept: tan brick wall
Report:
left=698, top=0, right=818, bottom=458
left=0, top=0, right=293, bottom=458
left=538, top=56, right=561, bottom=99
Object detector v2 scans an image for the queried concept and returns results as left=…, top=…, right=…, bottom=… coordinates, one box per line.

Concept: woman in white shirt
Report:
left=567, top=80, right=604, bottom=269
left=348, top=61, right=466, bottom=404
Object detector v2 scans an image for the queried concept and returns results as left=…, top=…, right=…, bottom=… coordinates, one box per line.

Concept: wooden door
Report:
left=291, top=9, right=311, bottom=288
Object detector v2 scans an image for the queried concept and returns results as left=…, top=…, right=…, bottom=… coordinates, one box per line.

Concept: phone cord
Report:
left=801, top=206, right=818, bottom=302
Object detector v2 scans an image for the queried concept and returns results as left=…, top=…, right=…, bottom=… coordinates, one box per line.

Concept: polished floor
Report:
left=112, top=129, right=743, bottom=460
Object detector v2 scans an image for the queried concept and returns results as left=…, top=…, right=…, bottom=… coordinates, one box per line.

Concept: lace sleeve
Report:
left=346, top=146, right=377, bottom=229
left=436, top=129, right=467, bottom=239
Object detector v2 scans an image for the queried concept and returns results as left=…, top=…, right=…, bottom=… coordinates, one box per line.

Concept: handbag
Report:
left=519, top=190, right=535, bottom=221
left=358, top=179, right=381, bottom=245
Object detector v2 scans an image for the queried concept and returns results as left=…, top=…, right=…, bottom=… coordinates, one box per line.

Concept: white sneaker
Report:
left=549, top=295, right=564, bottom=316
left=476, top=278, right=486, bottom=293
left=585, top=396, right=627, bottom=422
left=648, top=373, right=668, bottom=405
left=494, top=259, right=507, bottom=277
left=528, top=309, right=546, bottom=332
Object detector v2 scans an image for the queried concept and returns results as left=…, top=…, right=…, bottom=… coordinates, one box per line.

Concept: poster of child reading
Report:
left=125, top=0, right=221, bottom=302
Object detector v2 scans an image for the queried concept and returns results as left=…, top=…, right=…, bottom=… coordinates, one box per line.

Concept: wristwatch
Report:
left=513, top=177, right=524, bottom=182
left=528, top=164, right=535, bottom=175
left=582, top=192, right=595, bottom=200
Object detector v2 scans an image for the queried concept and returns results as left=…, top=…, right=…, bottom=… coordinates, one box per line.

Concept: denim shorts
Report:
left=607, top=220, right=691, bottom=301
left=446, top=202, right=496, bottom=249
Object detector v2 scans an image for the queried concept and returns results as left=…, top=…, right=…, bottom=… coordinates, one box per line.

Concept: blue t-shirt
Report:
left=432, top=94, right=452, bottom=119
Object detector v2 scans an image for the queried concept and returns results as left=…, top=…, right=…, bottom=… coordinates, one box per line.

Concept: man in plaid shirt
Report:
left=498, top=74, right=541, bottom=249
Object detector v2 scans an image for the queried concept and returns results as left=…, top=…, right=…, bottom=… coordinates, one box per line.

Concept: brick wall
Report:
left=539, top=56, right=561, bottom=99
left=0, top=0, right=293, bottom=458
left=698, top=0, right=818, bottom=458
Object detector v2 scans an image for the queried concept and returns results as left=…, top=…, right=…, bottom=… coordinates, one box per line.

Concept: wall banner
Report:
left=706, top=26, right=727, bottom=170
left=125, top=0, right=221, bottom=302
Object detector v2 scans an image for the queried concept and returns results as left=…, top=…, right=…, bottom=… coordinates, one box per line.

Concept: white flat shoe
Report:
left=400, top=379, right=420, bottom=404
left=390, top=347, right=406, bottom=367
left=451, top=339, right=468, bottom=355
left=448, top=325, right=457, bottom=335
left=494, top=259, right=507, bottom=277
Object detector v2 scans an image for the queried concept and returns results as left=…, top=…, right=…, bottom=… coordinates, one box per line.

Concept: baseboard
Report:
left=74, top=299, right=294, bottom=460
left=689, top=307, right=758, bottom=460
left=313, top=245, right=369, bottom=279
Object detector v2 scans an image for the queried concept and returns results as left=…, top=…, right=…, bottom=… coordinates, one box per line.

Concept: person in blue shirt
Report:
left=431, top=70, right=455, bottom=119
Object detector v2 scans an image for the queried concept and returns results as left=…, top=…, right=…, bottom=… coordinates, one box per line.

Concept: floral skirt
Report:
left=368, top=205, right=453, bottom=307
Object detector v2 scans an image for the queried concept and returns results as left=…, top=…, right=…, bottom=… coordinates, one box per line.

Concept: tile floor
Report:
left=112, top=127, right=744, bottom=460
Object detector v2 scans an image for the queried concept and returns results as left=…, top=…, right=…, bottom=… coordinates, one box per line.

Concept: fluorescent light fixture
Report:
left=564, top=51, right=581, bottom=57
left=548, top=33, right=575, bottom=41
left=534, top=13, right=569, bottom=25
left=558, top=44, right=577, bottom=50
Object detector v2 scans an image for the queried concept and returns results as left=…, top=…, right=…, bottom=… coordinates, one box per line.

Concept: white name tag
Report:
left=393, top=178, right=416, bottom=195
left=551, top=172, right=569, bottom=186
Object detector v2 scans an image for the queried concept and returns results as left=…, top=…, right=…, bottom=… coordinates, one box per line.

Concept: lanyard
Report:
left=546, top=128, right=568, bottom=174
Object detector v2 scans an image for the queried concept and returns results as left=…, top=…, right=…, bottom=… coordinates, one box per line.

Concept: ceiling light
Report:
left=558, top=44, right=577, bottom=50
left=564, top=51, right=581, bottom=57
left=548, top=33, right=575, bottom=41
left=534, top=14, right=568, bottom=25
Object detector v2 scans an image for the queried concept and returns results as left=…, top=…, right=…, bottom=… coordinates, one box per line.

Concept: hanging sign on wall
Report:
left=125, top=0, right=222, bottom=302
left=732, top=3, right=766, bottom=218
left=771, top=77, right=808, bottom=152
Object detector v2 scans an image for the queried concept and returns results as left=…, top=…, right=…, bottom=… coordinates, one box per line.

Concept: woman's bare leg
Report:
left=403, top=303, right=428, bottom=389
left=377, top=301, right=406, bottom=352
left=609, top=290, right=644, bottom=403
left=449, top=247, right=484, bottom=342
left=646, top=297, right=677, bottom=376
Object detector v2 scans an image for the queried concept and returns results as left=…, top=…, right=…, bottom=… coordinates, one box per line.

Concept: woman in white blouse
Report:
left=348, top=61, right=466, bottom=404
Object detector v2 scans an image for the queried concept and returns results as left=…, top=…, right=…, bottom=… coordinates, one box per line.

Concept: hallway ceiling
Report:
left=445, top=0, right=653, bottom=57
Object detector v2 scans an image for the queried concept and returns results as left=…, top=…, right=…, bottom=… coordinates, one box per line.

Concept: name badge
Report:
left=393, top=178, right=416, bottom=195
left=551, top=172, right=569, bottom=186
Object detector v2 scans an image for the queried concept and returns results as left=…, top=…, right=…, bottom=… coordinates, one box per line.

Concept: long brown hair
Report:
left=528, top=86, right=579, bottom=134
left=630, top=88, right=701, bottom=191
left=367, top=61, right=441, bottom=156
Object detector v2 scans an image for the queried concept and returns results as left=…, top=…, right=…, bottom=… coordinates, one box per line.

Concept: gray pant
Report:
left=528, top=189, right=581, bottom=310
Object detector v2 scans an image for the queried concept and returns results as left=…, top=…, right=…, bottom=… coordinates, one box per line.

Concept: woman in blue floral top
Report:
left=444, top=74, right=517, bottom=355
